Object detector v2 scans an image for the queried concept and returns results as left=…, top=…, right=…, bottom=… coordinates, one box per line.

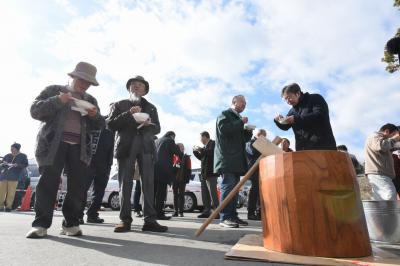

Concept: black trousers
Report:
left=173, top=182, right=186, bottom=213
left=247, top=174, right=260, bottom=214
left=133, top=180, right=142, bottom=212
left=393, top=177, right=400, bottom=198
left=80, top=166, right=109, bottom=219
left=12, top=191, right=25, bottom=210
left=33, top=142, right=88, bottom=228
left=155, top=180, right=168, bottom=216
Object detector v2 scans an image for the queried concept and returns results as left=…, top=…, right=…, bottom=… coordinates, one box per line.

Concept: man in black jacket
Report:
left=274, top=83, right=336, bottom=151
left=245, top=129, right=266, bottom=221
left=79, top=126, right=114, bottom=224
left=193, top=131, right=220, bottom=219
left=107, top=76, right=167, bottom=233
left=154, top=131, right=182, bottom=220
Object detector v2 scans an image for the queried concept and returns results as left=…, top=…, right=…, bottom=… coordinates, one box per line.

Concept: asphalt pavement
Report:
left=0, top=208, right=292, bottom=266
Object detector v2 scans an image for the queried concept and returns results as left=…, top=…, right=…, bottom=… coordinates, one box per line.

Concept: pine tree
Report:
left=382, top=1, right=400, bottom=73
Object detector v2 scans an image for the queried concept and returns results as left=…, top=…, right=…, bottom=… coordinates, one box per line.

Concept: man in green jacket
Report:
left=214, top=95, right=253, bottom=228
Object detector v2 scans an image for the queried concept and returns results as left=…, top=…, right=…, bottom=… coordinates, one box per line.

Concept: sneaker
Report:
left=114, top=222, right=131, bottom=233
left=87, top=216, right=104, bottom=224
left=26, top=227, right=47, bottom=238
left=234, top=217, right=249, bottom=226
left=219, top=218, right=239, bottom=228
left=60, top=226, right=83, bottom=236
left=172, top=212, right=179, bottom=217
left=142, top=221, right=168, bottom=232
left=197, top=212, right=211, bottom=218
left=179, top=213, right=184, bottom=217
left=78, top=218, right=85, bottom=225
left=134, top=211, right=143, bottom=218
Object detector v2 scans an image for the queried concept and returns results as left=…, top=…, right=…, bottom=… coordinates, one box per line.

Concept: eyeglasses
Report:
left=283, top=94, right=298, bottom=102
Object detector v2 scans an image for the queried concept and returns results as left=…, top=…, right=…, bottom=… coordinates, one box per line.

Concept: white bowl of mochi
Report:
left=133, top=112, right=150, bottom=123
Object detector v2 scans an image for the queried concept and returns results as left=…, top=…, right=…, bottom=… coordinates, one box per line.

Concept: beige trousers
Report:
left=0, top=180, right=19, bottom=209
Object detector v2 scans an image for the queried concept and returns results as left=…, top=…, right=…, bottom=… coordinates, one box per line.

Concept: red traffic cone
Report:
left=20, top=186, right=32, bottom=211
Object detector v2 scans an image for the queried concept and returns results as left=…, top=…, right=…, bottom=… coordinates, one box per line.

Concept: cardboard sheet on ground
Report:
left=225, top=234, right=400, bottom=266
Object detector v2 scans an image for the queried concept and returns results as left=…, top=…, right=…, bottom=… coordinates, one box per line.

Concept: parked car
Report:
left=99, top=168, right=248, bottom=212
left=165, top=169, right=204, bottom=212
left=98, top=171, right=205, bottom=212
left=21, top=160, right=40, bottom=208
left=101, top=172, right=120, bottom=210
left=29, top=160, right=68, bottom=209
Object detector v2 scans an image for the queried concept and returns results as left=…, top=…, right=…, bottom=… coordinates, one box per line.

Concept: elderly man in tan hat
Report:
left=107, top=75, right=167, bottom=233
left=26, top=62, right=104, bottom=238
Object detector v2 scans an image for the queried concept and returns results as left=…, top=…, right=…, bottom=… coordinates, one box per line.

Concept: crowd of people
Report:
left=0, top=61, right=397, bottom=239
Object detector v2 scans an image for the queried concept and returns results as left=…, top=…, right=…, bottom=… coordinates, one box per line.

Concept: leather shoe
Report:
left=157, top=214, right=171, bottom=220
left=114, top=222, right=131, bottom=233
left=234, top=217, right=249, bottom=226
left=142, top=221, right=168, bottom=232
left=247, top=213, right=260, bottom=221
left=197, top=212, right=211, bottom=218
left=87, top=217, right=104, bottom=223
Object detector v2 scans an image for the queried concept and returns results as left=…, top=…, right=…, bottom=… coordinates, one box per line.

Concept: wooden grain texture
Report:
left=259, top=150, right=372, bottom=258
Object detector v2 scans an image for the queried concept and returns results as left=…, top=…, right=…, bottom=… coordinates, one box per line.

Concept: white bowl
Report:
left=133, top=112, right=150, bottom=123
left=278, top=118, right=289, bottom=125
left=73, top=98, right=95, bottom=110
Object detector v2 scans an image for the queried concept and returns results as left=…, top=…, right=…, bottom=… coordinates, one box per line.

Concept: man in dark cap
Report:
left=274, top=83, right=336, bottom=151
left=0, top=143, right=28, bottom=212
left=27, top=62, right=104, bottom=238
left=107, top=76, right=167, bottom=233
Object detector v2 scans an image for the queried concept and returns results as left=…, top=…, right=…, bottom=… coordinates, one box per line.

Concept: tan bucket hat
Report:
left=68, top=62, right=99, bottom=86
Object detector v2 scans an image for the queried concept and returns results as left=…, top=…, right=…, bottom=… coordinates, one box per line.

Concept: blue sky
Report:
left=1, top=0, right=400, bottom=166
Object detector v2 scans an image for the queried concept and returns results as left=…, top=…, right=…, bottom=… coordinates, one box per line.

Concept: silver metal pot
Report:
left=362, top=200, right=400, bottom=244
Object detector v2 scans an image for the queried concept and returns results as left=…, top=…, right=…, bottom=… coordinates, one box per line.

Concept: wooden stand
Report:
left=259, top=151, right=372, bottom=258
